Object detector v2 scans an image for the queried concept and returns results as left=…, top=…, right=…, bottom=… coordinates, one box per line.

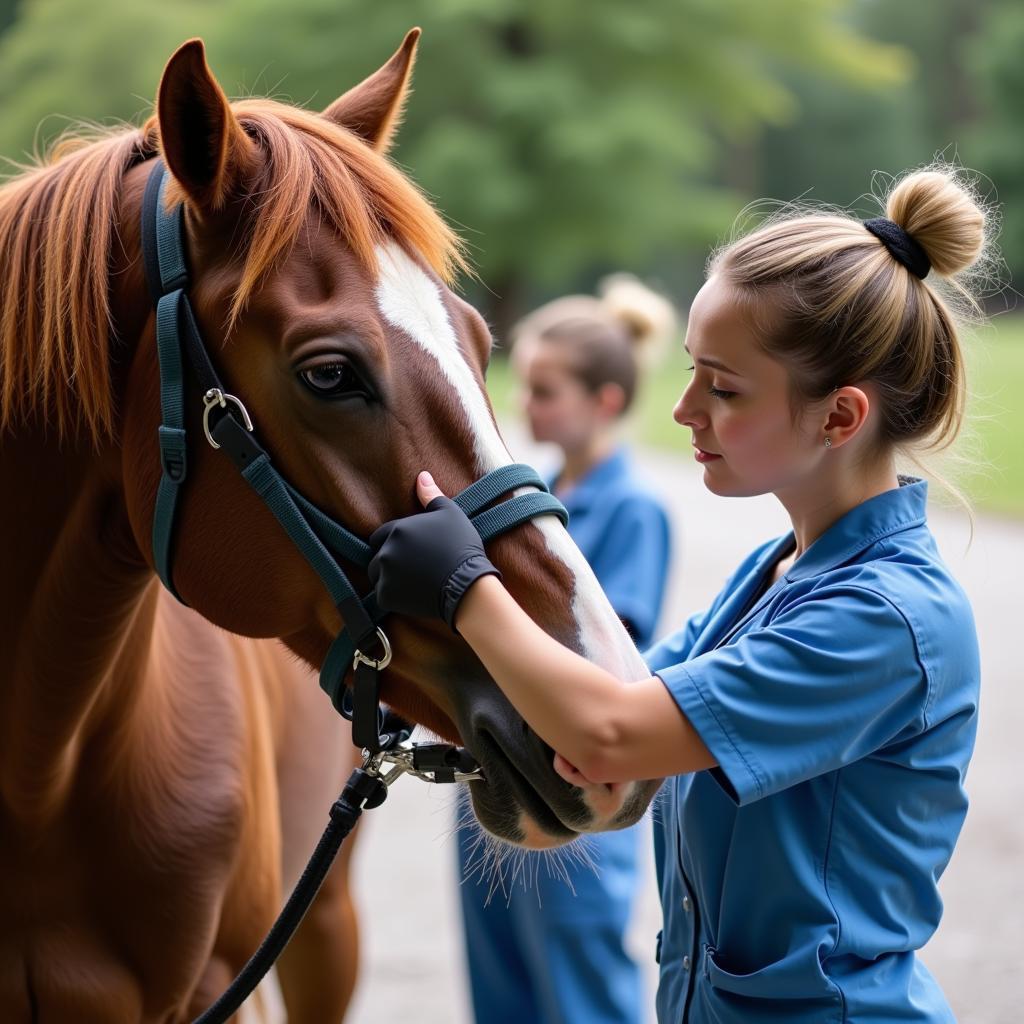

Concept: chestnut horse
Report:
left=0, top=30, right=659, bottom=1023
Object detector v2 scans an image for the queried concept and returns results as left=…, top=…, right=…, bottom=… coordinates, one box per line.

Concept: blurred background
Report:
left=0, top=0, right=1020, bottom=513
left=2, top=2, right=1019, bottom=1020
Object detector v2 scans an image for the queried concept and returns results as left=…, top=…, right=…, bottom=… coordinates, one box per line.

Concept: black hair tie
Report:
left=863, top=218, right=931, bottom=279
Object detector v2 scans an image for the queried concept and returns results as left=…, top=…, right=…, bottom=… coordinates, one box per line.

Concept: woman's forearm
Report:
left=456, top=576, right=716, bottom=782
left=455, top=576, right=634, bottom=772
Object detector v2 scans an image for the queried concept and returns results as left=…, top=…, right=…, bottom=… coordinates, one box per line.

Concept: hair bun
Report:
left=598, top=274, right=678, bottom=363
left=885, top=168, right=986, bottom=278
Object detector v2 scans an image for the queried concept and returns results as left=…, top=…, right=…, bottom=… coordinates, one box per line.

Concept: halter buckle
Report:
left=353, top=628, right=392, bottom=671
left=203, top=388, right=254, bottom=449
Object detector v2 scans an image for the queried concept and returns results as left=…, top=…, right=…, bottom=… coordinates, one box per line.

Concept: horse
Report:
left=0, top=29, right=660, bottom=1022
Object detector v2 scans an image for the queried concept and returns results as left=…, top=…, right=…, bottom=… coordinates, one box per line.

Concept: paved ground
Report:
left=335, top=428, right=1022, bottom=1024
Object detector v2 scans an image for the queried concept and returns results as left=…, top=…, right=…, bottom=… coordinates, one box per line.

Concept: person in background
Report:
left=456, top=275, right=678, bottom=1024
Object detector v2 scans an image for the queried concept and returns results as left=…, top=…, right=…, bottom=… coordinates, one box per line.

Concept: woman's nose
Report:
left=673, top=380, right=706, bottom=429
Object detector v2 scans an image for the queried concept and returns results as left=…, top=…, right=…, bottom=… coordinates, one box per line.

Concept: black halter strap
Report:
left=140, top=159, right=568, bottom=751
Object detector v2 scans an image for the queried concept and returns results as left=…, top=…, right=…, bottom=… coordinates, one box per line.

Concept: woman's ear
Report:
left=823, top=385, right=871, bottom=447
left=596, top=382, right=628, bottom=420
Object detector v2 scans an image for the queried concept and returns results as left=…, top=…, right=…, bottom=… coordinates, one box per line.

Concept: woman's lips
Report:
left=694, top=446, right=722, bottom=463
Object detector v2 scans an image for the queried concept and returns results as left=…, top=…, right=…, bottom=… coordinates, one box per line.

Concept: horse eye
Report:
left=299, top=361, right=369, bottom=399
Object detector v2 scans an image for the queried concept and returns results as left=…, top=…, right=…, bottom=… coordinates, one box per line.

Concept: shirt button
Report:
left=683, top=955, right=692, bottom=971
left=682, top=896, right=692, bottom=912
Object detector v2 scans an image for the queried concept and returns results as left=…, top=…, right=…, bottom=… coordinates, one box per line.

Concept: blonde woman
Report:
left=370, top=167, right=987, bottom=1023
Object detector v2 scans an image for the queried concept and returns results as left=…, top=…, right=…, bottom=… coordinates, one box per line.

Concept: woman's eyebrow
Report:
left=683, top=344, right=741, bottom=376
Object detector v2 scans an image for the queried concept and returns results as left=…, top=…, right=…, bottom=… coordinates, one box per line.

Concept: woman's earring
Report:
left=824, top=436, right=833, bottom=448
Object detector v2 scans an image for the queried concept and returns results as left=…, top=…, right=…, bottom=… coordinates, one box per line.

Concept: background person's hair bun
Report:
left=598, top=273, right=678, bottom=365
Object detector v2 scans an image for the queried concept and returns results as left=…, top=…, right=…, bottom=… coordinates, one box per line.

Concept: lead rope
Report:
left=191, top=740, right=484, bottom=1024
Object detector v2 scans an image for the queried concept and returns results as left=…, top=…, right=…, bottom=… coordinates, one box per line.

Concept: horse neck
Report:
left=0, top=427, right=157, bottom=825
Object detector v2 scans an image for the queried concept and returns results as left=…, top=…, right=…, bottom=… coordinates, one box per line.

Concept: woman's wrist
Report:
left=453, top=572, right=508, bottom=636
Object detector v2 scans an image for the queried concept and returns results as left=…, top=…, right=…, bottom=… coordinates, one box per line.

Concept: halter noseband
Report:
left=140, top=160, right=567, bottom=752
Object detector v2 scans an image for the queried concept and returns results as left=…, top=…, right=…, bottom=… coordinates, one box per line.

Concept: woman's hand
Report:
left=371, top=476, right=713, bottom=785
left=368, top=472, right=501, bottom=630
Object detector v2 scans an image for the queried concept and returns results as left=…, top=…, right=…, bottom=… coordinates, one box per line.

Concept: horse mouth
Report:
left=467, top=732, right=583, bottom=847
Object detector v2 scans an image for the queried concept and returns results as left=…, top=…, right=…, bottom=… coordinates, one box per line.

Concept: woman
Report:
left=370, top=166, right=987, bottom=1022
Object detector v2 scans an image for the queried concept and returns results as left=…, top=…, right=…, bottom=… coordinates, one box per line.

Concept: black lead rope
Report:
left=191, top=765, right=388, bottom=1024
left=191, top=741, right=483, bottom=1023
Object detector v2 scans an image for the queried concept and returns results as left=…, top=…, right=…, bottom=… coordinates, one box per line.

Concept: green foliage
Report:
left=0, top=0, right=214, bottom=164
left=0, top=0, right=18, bottom=35
left=754, top=0, right=985, bottom=213
left=967, top=0, right=1024, bottom=281
left=0, top=0, right=906, bottom=328
left=961, top=317, right=1024, bottom=516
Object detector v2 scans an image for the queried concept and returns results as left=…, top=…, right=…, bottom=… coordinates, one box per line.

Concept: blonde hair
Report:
left=512, top=274, right=677, bottom=414
left=710, top=166, right=998, bottom=485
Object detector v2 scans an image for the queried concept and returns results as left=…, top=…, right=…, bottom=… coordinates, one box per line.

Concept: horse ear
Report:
left=322, top=28, right=420, bottom=153
left=157, top=39, right=257, bottom=212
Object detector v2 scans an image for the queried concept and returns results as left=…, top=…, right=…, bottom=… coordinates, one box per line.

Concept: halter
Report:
left=140, top=160, right=567, bottom=753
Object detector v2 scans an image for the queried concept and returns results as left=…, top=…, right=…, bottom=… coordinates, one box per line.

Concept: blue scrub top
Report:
left=553, top=447, right=671, bottom=648
left=644, top=477, right=979, bottom=1023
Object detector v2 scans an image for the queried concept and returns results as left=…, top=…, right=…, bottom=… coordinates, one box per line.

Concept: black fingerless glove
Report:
left=368, top=496, right=501, bottom=631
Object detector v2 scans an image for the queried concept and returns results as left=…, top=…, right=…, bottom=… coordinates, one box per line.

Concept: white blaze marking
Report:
left=374, top=242, right=647, bottom=683
left=536, top=518, right=650, bottom=681
left=374, top=242, right=510, bottom=471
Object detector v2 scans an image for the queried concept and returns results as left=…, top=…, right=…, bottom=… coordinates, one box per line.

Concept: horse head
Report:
left=108, top=33, right=661, bottom=848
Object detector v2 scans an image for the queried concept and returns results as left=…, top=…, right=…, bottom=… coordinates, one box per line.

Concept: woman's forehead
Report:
left=686, top=277, right=779, bottom=376
left=521, top=339, right=576, bottom=377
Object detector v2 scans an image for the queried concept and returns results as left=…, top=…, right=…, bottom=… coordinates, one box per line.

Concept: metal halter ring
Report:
left=353, top=628, right=392, bottom=671
left=203, top=388, right=254, bottom=449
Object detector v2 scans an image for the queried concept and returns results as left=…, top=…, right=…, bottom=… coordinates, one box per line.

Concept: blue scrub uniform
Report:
left=644, top=477, right=979, bottom=1023
left=458, top=447, right=671, bottom=1024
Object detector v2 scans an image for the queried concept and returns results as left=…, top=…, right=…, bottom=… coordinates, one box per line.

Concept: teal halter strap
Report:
left=140, top=161, right=567, bottom=750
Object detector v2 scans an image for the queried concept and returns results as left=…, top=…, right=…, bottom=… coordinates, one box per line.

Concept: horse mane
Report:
left=0, top=99, right=467, bottom=441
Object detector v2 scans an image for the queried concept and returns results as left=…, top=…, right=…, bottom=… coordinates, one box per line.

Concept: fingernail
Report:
left=419, top=471, right=434, bottom=487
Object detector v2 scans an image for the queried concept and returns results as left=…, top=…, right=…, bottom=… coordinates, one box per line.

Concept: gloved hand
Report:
left=368, top=476, right=501, bottom=631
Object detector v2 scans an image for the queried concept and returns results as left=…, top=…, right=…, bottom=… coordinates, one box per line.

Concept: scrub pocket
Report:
left=701, top=945, right=844, bottom=1024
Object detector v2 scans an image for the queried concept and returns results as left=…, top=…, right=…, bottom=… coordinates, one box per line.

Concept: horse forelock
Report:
left=175, top=99, right=469, bottom=332
left=0, top=98, right=466, bottom=444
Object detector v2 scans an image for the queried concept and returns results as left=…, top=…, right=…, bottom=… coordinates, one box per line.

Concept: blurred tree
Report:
left=0, top=0, right=215, bottom=163
left=753, top=1, right=989, bottom=222
left=749, top=0, right=1018, bottom=301
left=967, top=0, right=1024, bottom=283
left=0, top=0, right=19, bottom=36
left=0, top=0, right=907, bottom=333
